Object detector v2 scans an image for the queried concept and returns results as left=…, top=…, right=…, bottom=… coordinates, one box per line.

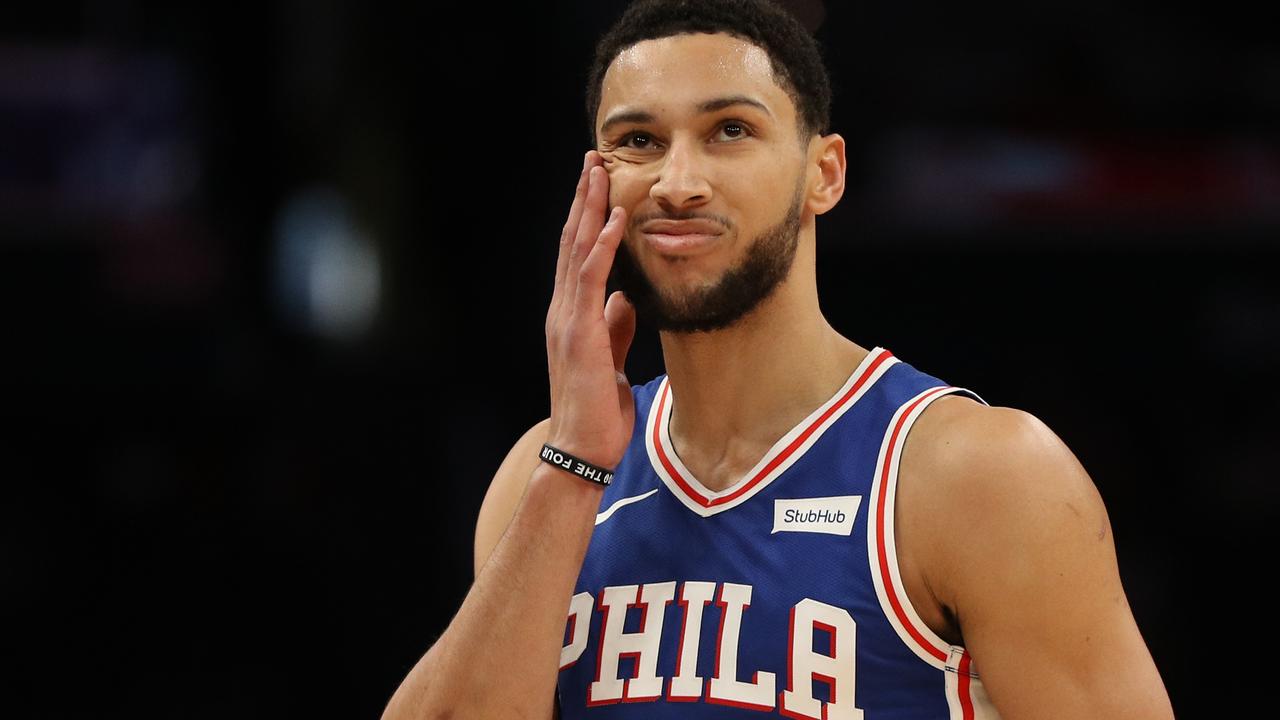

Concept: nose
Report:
left=649, top=137, right=712, bottom=211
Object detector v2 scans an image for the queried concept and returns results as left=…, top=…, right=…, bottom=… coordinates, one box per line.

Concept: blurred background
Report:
left=4, top=0, right=1276, bottom=716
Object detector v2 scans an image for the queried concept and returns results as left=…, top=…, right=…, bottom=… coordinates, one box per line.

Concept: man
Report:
left=383, top=0, right=1175, bottom=717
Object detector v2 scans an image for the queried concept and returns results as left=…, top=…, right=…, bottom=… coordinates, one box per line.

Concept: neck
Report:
left=655, top=232, right=868, bottom=492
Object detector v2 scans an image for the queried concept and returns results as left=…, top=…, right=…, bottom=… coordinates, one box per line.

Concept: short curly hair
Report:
left=585, top=0, right=832, bottom=148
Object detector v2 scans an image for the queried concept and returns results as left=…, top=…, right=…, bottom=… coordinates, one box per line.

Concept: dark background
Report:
left=5, top=1, right=1276, bottom=716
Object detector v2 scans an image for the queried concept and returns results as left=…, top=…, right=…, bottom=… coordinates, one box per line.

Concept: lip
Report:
left=642, top=231, right=721, bottom=256
left=640, top=219, right=723, bottom=235
left=638, top=219, right=724, bottom=256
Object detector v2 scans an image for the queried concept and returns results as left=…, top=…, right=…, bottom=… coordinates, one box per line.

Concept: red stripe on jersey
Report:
left=650, top=383, right=707, bottom=504
left=655, top=347, right=893, bottom=508
left=874, top=385, right=955, bottom=663
left=958, top=650, right=976, bottom=720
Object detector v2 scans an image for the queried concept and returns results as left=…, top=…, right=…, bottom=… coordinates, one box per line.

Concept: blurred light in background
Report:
left=869, top=128, right=1280, bottom=236
left=0, top=45, right=199, bottom=222
left=273, top=186, right=381, bottom=342
left=0, top=44, right=221, bottom=312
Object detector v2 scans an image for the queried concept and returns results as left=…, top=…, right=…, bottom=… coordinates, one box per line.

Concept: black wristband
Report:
left=539, top=443, right=614, bottom=486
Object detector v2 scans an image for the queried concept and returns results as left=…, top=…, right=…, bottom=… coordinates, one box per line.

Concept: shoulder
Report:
left=904, top=392, right=1094, bottom=504
left=901, top=399, right=1173, bottom=716
left=902, top=393, right=1110, bottom=604
left=918, top=393, right=1100, bottom=513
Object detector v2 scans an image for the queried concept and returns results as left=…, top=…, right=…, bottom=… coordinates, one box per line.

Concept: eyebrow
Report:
left=599, top=95, right=773, bottom=136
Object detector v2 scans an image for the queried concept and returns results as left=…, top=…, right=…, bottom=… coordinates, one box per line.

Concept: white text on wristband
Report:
left=540, top=443, right=614, bottom=486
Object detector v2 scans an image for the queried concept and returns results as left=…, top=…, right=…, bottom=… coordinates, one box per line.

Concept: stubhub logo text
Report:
left=783, top=508, right=846, bottom=524
left=772, top=496, right=862, bottom=536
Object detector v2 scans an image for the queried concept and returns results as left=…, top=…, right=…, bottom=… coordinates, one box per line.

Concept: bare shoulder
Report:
left=895, top=394, right=1043, bottom=640
left=902, top=394, right=1173, bottom=717
left=903, top=392, right=1096, bottom=499
left=902, top=394, right=1109, bottom=592
left=917, top=394, right=1103, bottom=521
left=473, top=416, right=552, bottom=578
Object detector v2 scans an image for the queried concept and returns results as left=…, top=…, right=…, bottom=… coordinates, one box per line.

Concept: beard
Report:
left=608, top=178, right=805, bottom=335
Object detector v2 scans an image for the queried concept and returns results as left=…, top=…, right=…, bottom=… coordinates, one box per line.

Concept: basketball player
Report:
left=383, top=0, right=1174, bottom=717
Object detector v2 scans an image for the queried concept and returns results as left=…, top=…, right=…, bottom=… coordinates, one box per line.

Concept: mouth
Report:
left=641, top=232, right=721, bottom=256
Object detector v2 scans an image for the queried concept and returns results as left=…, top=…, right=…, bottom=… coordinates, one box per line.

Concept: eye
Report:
left=717, top=121, right=751, bottom=141
left=618, top=131, right=655, bottom=150
left=615, top=120, right=753, bottom=150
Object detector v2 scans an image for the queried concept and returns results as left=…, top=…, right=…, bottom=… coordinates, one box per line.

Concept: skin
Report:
left=595, top=32, right=860, bottom=495
left=589, top=30, right=1174, bottom=717
left=390, top=29, right=1175, bottom=720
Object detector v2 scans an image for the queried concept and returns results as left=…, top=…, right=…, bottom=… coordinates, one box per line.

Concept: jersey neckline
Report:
left=644, top=345, right=899, bottom=517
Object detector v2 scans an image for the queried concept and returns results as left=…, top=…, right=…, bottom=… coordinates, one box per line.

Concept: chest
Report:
left=560, top=450, right=890, bottom=713
left=554, top=369, right=981, bottom=717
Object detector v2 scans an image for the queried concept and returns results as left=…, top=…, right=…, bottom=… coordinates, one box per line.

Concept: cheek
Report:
left=605, top=167, right=646, bottom=208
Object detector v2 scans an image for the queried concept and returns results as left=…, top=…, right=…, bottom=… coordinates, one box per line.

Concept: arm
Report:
left=382, top=423, right=602, bottom=720
left=382, top=151, right=636, bottom=719
left=473, top=418, right=553, bottom=579
left=927, top=405, right=1174, bottom=719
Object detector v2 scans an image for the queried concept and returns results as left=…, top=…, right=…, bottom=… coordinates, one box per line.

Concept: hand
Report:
left=543, top=151, right=637, bottom=473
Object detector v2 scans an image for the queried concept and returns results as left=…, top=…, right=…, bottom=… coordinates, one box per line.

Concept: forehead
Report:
left=597, top=32, right=794, bottom=129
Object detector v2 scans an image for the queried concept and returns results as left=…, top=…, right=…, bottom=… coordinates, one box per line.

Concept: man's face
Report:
left=594, top=32, right=811, bottom=334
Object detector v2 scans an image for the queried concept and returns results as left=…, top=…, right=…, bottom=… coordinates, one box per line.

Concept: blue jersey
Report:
left=556, top=346, right=1003, bottom=719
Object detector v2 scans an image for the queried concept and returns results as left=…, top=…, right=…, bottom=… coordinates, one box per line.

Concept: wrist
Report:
left=538, top=442, right=616, bottom=487
left=529, top=461, right=608, bottom=499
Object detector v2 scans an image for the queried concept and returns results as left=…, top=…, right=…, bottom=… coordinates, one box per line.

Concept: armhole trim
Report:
left=867, top=385, right=986, bottom=671
left=867, top=384, right=1006, bottom=719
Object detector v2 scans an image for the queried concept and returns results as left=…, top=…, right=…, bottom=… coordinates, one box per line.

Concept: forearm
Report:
left=383, top=463, right=601, bottom=720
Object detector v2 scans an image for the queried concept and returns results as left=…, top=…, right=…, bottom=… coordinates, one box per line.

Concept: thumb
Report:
left=604, top=289, right=636, bottom=374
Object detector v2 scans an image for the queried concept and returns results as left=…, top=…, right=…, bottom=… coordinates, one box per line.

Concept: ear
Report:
left=805, top=133, right=846, bottom=216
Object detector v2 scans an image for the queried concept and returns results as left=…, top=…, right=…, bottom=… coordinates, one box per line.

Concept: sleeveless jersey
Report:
left=555, top=346, right=1003, bottom=719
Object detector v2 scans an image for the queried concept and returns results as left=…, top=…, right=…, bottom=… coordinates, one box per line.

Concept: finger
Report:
left=550, top=151, right=594, bottom=319
left=604, top=289, right=636, bottom=373
left=574, top=204, right=625, bottom=313
left=565, top=163, right=610, bottom=308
